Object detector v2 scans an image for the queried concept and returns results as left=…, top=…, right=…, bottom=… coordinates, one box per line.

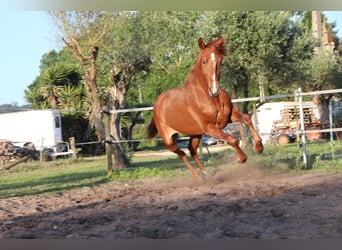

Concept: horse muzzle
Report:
left=209, top=86, right=220, bottom=97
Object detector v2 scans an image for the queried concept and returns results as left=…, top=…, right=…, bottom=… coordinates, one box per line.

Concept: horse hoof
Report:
left=202, top=170, right=209, bottom=176
left=237, top=155, right=247, bottom=164
left=201, top=171, right=212, bottom=180
left=253, top=142, right=264, bottom=154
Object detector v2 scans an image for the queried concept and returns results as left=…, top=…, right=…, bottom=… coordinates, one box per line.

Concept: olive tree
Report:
left=49, top=11, right=116, bottom=140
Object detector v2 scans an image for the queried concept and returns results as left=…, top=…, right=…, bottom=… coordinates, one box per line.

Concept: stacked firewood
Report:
left=0, top=140, right=39, bottom=168
left=280, top=107, right=317, bottom=125
left=0, top=140, right=16, bottom=164
left=269, top=107, right=317, bottom=143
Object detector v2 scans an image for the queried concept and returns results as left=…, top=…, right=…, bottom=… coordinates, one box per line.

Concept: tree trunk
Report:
left=83, top=47, right=105, bottom=139
left=109, top=66, right=132, bottom=169
left=85, top=75, right=105, bottom=139
left=231, top=84, right=238, bottom=99
left=63, top=40, right=105, bottom=140
left=312, top=94, right=331, bottom=124
left=110, top=110, right=130, bottom=169
left=128, top=111, right=142, bottom=150
left=241, top=72, right=250, bottom=114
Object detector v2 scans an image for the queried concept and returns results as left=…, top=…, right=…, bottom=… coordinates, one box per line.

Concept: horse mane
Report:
left=206, top=36, right=227, bottom=57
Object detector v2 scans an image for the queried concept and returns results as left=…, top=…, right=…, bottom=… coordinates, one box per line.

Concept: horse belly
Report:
left=154, top=94, right=217, bottom=135
left=167, top=113, right=204, bottom=135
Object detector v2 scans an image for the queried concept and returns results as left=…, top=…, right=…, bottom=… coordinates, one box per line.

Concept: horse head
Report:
left=197, top=36, right=226, bottom=97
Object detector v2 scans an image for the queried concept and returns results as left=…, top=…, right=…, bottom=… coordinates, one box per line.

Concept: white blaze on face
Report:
left=210, top=52, right=218, bottom=93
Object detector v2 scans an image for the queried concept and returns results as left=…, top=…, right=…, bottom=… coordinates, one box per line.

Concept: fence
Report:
left=2, top=88, right=342, bottom=169
left=98, top=87, right=342, bottom=169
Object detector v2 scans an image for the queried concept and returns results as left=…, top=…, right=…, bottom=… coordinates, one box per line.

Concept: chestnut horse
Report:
left=147, top=36, right=263, bottom=180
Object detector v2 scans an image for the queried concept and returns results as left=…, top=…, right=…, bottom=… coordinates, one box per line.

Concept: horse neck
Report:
left=183, top=65, right=208, bottom=94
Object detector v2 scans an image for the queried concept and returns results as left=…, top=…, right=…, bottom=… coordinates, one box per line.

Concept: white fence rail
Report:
left=107, top=88, right=342, bottom=168
left=2, top=88, right=342, bottom=168
left=107, top=88, right=342, bottom=113
left=101, top=88, right=342, bottom=144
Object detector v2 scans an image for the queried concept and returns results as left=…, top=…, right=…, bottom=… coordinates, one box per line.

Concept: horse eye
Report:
left=202, top=60, right=206, bottom=64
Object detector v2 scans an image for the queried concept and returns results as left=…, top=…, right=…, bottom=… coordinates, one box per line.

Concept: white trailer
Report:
left=0, top=109, right=72, bottom=157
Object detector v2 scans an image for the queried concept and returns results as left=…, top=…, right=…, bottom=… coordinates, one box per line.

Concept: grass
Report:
left=0, top=157, right=109, bottom=198
left=252, top=140, right=342, bottom=172
left=110, top=155, right=189, bottom=180
left=0, top=141, right=342, bottom=198
left=0, top=153, right=201, bottom=198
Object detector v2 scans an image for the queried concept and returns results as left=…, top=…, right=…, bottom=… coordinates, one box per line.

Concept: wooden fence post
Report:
left=40, top=138, right=45, bottom=162
left=69, top=137, right=77, bottom=159
left=297, top=88, right=308, bottom=169
left=103, top=108, right=114, bottom=176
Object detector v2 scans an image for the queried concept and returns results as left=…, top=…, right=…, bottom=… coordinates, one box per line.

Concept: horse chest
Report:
left=197, top=95, right=230, bottom=129
left=198, top=104, right=219, bottom=118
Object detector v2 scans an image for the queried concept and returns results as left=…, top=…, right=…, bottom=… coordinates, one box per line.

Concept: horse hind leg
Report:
left=188, top=136, right=209, bottom=176
left=165, top=134, right=203, bottom=181
left=231, top=107, right=264, bottom=154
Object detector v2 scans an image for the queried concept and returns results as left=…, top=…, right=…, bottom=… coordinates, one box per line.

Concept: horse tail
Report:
left=147, top=116, right=158, bottom=139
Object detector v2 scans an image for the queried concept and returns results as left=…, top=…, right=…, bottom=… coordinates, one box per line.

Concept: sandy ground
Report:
left=0, top=161, right=342, bottom=239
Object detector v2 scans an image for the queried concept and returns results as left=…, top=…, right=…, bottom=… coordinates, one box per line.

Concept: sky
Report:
left=0, top=11, right=59, bottom=106
left=0, top=11, right=342, bottom=106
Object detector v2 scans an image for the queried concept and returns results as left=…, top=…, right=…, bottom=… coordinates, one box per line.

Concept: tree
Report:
left=57, top=84, right=85, bottom=111
left=25, top=48, right=93, bottom=145
left=39, top=49, right=80, bottom=72
left=25, top=85, right=46, bottom=109
left=198, top=11, right=314, bottom=112
left=310, top=53, right=342, bottom=123
left=25, top=60, right=83, bottom=109
left=134, top=11, right=202, bottom=103
left=301, top=11, right=342, bottom=123
left=96, top=12, right=154, bottom=168
left=49, top=11, right=116, bottom=140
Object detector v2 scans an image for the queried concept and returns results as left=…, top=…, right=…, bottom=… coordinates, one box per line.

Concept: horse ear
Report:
left=218, top=36, right=225, bottom=44
left=198, top=37, right=206, bottom=50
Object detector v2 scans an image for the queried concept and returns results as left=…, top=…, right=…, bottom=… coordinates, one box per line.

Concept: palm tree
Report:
left=39, top=84, right=61, bottom=109
left=35, top=62, right=82, bottom=109
left=25, top=86, right=45, bottom=109
left=57, top=85, right=84, bottom=111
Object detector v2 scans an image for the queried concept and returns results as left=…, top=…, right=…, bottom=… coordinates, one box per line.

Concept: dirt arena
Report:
left=0, top=164, right=342, bottom=239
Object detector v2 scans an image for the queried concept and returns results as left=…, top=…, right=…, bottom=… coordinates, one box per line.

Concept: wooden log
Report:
left=2, top=156, right=30, bottom=170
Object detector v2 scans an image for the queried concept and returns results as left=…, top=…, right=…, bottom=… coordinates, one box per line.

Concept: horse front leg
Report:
left=231, top=107, right=264, bottom=154
left=206, top=125, right=247, bottom=164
